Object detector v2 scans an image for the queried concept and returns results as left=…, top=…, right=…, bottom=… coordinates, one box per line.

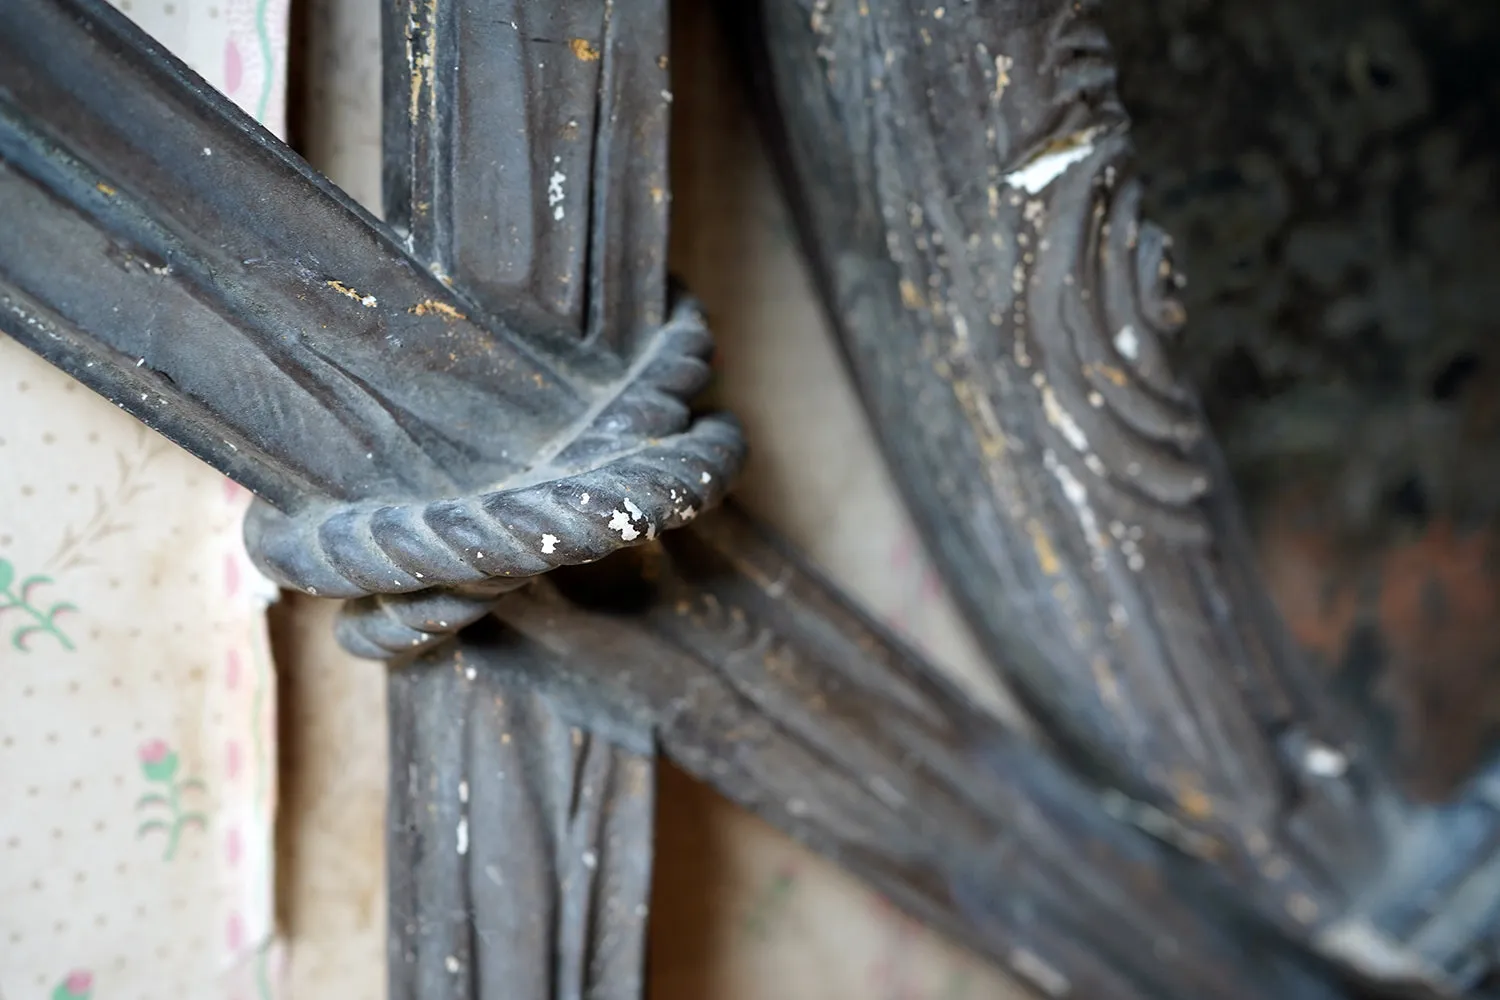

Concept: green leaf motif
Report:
left=141, top=751, right=179, bottom=784
left=0, top=558, right=75, bottom=652
left=52, top=977, right=93, bottom=1000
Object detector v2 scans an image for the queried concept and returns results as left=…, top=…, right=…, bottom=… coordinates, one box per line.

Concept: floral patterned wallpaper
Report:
left=0, top=0, right=289, bottom=997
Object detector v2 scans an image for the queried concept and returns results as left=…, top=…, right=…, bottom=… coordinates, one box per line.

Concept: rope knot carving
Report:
left=243, top=299, right=747, bottom=659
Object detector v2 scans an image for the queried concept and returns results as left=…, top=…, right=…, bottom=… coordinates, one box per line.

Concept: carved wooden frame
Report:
left=2, top=0, right=1497, bottom=998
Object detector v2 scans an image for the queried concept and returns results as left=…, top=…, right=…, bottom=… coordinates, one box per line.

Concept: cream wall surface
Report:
left=0, top=2, right=289, bottom=998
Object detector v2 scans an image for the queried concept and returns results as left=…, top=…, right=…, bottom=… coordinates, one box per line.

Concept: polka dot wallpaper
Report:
left=0, top=1, right=289, bottom=997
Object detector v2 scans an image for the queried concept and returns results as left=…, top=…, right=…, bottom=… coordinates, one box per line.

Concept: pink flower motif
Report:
left=223, top=38, right=244, bottom=95
left=52, top=969, right=93, bottom=1000
left=224, top=552, right=241, bottom=598
left=138, top=739, right=180, bottom=783
left=226, top=649, right=242, bottom=691
left=226, top=739, right=243, bottom=781
left=226, top=827, right=242, bottom=866
left=227, top=911, right=245, bottom=951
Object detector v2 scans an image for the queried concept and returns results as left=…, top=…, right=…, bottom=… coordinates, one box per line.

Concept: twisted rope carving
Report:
left=243, top=299, right=746, bottom=659
left=247, top=415, right=743, bottom=598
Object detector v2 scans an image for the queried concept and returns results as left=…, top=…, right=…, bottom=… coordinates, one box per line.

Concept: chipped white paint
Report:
left=579, top=492, right=590, bottom=506
left=459, top=781, right=470, bottom=804
left=465, top=666, right=477, bottom=681
left=581, top=849, right=598, bottom=870
left=1041, top=385, right=1089, bottom=453
left=1317, top=919, right=1430, bottom=982
left=1010, top=947, right=1069, bottom=997
left=1005, top=137, right=1094, bottom=194
left=700, top=471, right=712, bottom=485
left=547, top=170, right=567, bottom=221
left=608, top=509, right=640, bottom=542
left=1303, top=743, right=1348, bottom=778
left=540, top=533, right=559, bottom=554
left=456, top=817, right=469, bottom=855
left=623, top=498, right=644, bottom=521
left=1046, top=450, right=1107, bottom=570
left=676, top=505, right=697, bottom=521
left=1114, top=324, right=1140, bottom=361
left=445, top=956, right=461, bottom=974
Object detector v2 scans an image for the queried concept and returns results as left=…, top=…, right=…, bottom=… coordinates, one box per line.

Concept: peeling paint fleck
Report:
left=540, top=533, right=559, bottom=555
left=327, top=280, right=377, bottom=307
left=992, top=53, right=1013, bottom=103
left=1005, top=131, right=1096, bottom=194
left=608, top=509, right=640, bottom=542
left=623, top=498, right=644, bottom=521
left=569, top=37, right=601, bottom=61
left=1042, top=385, right=1089, bottom=453
left=1114, top=324, right=1140, bottom=360
left=548, top=170, right=567, bottom=221
left=409, top=299, right=466, bottom=321
left=1303, top=743, right=1348, bottom=778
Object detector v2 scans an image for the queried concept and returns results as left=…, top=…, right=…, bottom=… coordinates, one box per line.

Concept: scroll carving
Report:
left=734, top=0, right=1380, bottom=870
